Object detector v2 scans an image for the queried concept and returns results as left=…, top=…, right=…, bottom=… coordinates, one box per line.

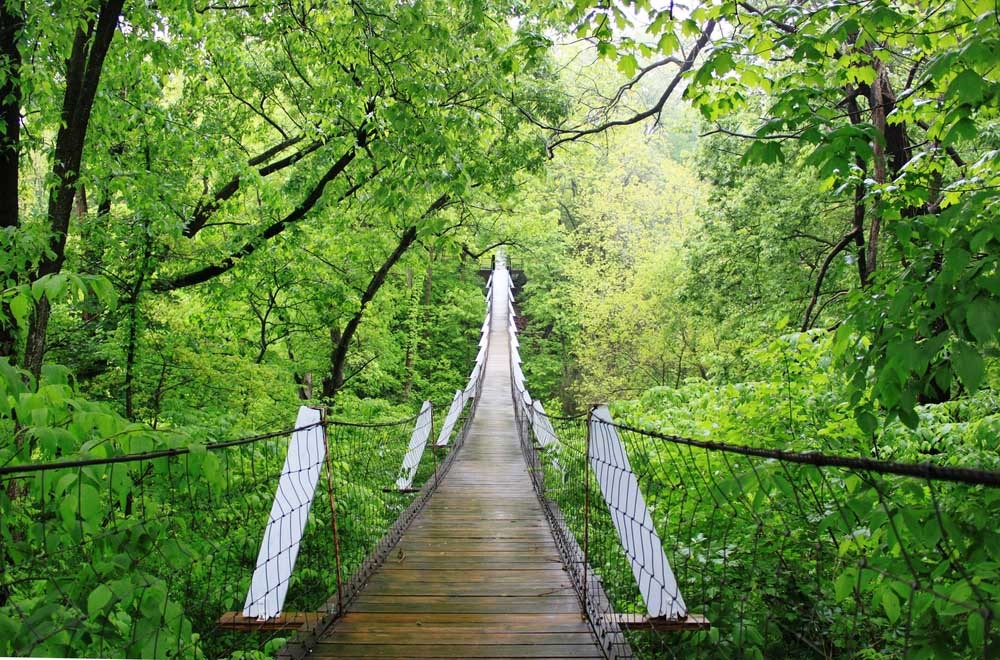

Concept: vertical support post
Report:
left=321, top=409, right=344, bottom=614
left=583, top=404, right=594, bottom=612
left=429, top=410, right=439, bottom=487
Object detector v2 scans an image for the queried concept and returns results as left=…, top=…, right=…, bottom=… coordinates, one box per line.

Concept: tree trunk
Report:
left=322, top=194, right=448, bottom=402
left=0, top=0, right=21, bottom=231
left=0, top=2, right=23, bottom=359
left=321, top=325, right=343, bottom=400
left=325, top=225, right=420, bottom=401
left=23, top=0, right=125, bottom=380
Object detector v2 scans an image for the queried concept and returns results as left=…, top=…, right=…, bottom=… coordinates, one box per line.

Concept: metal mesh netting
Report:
left=517, top=407, right=1000, bottom=659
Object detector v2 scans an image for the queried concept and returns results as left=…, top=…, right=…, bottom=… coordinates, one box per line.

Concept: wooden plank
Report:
left=378, top=561, right=568, bottom=570
left=310, top=643, right=605, bottom=658
left=333, top=612, right=588, bottom=625
left=350, top=595, right=586, bottom=614
left=355, top=583, right=576, bottom=598
left=610, top=612, right=711, bottom=631
left=402, top=532, right=555, bottom=541
left=365, top=569, right=570, bottom=581
left=394, top=541, right=558, bottom=550
left=328, top=612, right=591, bottom=634
left=218, top=611, right=324, bottom=631
left=318, top=631, right=598, bottom=645
left=390, top=548, right=562, bottom=558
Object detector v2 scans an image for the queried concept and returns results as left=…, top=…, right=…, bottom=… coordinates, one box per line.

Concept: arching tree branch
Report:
left=153, top=141, right=360, bottom=291
left=544, top=20, right=716, bottom=153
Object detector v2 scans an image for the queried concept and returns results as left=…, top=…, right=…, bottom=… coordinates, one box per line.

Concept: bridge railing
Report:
left=0, top=411, right=449, bottom=658
left=512, top=394, right=1000, bottom=659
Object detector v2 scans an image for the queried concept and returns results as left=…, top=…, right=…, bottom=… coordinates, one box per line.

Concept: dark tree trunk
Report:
left=321, top=326, right=343, bottom=400
left=23, top=0, right=124, bottom=380
left=0, top=0, right=21, bottom=231
left=324, top=225, right=420, bottom=400
left=0, top=1, right=23, bottom=359
left=322, top=194, right=449, bottom=402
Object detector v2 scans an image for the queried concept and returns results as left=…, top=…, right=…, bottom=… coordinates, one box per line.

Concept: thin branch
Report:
left=543, top=20, right=717, bottom=153
left=153, top=141, right=363, bottom=291
left=801, top=230, right=860, bottom=331
left=736, top=1, right=798, bottom=33
left=606, top=56, right=683, bottom=108
left=701, top=122, right=803, bottom=140
left=786, top=231, right=836, bottom=247
left=185, top=135, right=324, bottom=238
left=915, top=120, right=966, bottom=169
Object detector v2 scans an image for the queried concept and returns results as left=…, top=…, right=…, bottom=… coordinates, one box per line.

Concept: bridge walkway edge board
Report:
left=285, top=268, right=608, bottom=660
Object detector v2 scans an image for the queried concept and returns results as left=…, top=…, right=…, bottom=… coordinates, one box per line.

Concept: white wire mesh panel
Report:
left=589, top=405, right=687, bottom=619
left=436, top=390, right=466, bottom=447
left=395, top=401, right=433, bottom=490
left=513, top=360, right=527, bottom=393
left=243, top=406, right=324, bottom=619
left=530, top=400, right=557, bottom=448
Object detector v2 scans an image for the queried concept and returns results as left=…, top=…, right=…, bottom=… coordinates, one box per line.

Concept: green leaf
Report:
left=966, top=301, right=998, bottom=345
left=855, top=409, right=878, bottom=436
left=87, top=584, right=114, bottom=619
left=0, top=612, right=16, bottom=653
left=952, top=342, right=984, bottom=392
left=898, top=404, right=920, bottom=430
left=79, top=484, right=101, bottom=523
left=944, top=117, right=977, bottom=145
left=882, top=589, right=901, bottom=623
left=140, top=584, right=167, bottom=620
left=711, top=50, right=735, bottom=76
left=596, top=41, right=617, bottom=59
left=834, top=570, right=856, bottom=601
left=110, top=578, right=135, bottom=608
left=848, top=65, right=877, bottom=85
left=656, top=32, right=680, bottom=54
left=946, top=69, right=985, bottom=105
left=617, top=54, right=638, bottom=78
left=87, top=276, right=118, bottom=307
left=680, top=18, right=700, bottom=37
left=741, top=141, right=784, bottom=166
left=8, top=293, right=29, bottom=329
left=967, top=609, right=985, bottom=648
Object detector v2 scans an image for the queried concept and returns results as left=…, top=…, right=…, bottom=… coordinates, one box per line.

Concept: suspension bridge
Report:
left=1, top=260, right=998, bottom=659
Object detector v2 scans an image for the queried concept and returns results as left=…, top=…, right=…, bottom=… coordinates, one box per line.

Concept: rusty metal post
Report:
left=583, top=405, right=594, bottom=613
left=320, top=408, right=345, bottom=614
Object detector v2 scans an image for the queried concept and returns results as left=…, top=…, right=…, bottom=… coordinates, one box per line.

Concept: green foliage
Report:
left=511, top=119, right=712, bottom=409
left=538, top=0, right=1000, bottom=426
left=602, top=368, right=1000, bottom=658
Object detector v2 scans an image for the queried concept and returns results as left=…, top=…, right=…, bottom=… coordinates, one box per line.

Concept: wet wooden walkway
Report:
left=308, top=275, right=602, bottom=659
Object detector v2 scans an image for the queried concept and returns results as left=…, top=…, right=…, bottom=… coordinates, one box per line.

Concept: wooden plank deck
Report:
left=307, top=275, right=603, bottom=659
